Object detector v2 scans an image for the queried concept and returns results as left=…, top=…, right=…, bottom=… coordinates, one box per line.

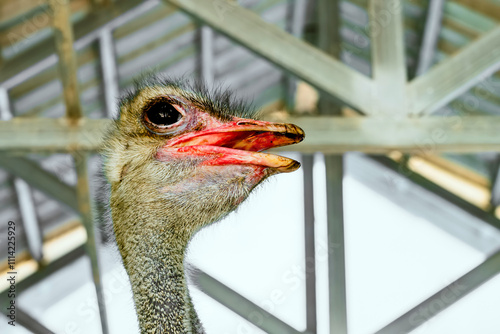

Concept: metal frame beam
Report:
left=0, top=153, right=78, bottom=212
left=302, top=154, right=317, bottom=333
left=164, top=0, right=374, bottom=114
left=99, top=28, right=120, bottom=118
left=325, top=155, right=347, bottom=334
left=6, top=116, right=500, bottom=153
left=369, top=0, right=407, bottom=116
left=369, top=155, right=500, bottom=231
left=195, top=269, right=305, bottom=334
left=0, top=118, right=109, bottom=153
left=13, top=308, right=55, bottom=334
left=375, top=249, right=500, bottom=333
left=410, top=25, right=500, bottom=115
left=0, top=88, right=44, bottom=262
left=284, top=0, right=307, bottom=111
left=48, top=0, right=82, bottom=120
left=200, top=26, right=215, bottom=87
left=0, top=0, right=153, bottom=89
left=415, top=0, right=446, bottom=77
left=348, top=154, right=500, bottom=255
left=74, top=153, right=109, bottom=334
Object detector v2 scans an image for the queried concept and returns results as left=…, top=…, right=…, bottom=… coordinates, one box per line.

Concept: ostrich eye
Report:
left=146, top=102, right=182, bottom=126
left=143, top=98, right=185, bottom=133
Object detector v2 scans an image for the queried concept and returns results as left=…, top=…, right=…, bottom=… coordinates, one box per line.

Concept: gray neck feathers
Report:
left=111, top=197, right=205, bottom=334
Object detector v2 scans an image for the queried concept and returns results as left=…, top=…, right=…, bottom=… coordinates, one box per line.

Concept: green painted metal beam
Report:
left=0, top=153, right=78, bottom=212
left=164, top=0, right=374, bottom=115
left=4, top=116, right=500, bottom=153
left=410, top=25, right=500, bottom=115
left=195, top=269, right=306, bottom=334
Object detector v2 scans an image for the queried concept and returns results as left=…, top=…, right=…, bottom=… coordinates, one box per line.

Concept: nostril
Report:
left=236, top=121, right=257, bottom=126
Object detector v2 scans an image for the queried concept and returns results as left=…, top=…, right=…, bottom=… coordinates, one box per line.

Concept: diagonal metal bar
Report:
left=415, top=0, right=446, bottom=77
left=14, top=308, right=55, bottom=334
left=194, top=269, right=305, bottom=334
left=348, top=154, right=500, bottom=255
left=369, top=0, right=407, bottom=116
left=325, top=155, right=347, bottom=334
left=0, top=153, right=78, bottom=212
left=16, top=245, right=86, bottom=294
left=1, top=0, right=152, bottom=90
left=302, top=154, right=317, bottom=333
left=164, top=0, right=374, bottom=115
left=375, top=248, right=500, bottom=333
left=369, top=155, right=500, bottom=231
left=48, top=0, right=83, bottom=120
left=74, top=153, right=109, bottom=334
left=409, top=25, right=500, bottom=115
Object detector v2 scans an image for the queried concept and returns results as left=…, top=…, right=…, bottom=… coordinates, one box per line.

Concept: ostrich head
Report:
left=103, top=76, right=304, bottom=333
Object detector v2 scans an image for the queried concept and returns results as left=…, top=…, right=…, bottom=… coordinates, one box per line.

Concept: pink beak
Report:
left=157, top=118, right=305, bottom=172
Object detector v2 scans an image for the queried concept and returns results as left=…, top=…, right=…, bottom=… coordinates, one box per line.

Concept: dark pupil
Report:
left=147, top=102, right=182, bottom=126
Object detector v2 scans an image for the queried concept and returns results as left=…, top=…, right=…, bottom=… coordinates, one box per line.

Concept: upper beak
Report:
left=157, top=118, right=305, bottom=172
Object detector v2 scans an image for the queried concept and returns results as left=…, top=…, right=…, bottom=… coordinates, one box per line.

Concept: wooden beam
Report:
left=4, top=116, right=500, bottom=153
left=48, top=0, right=82, bottom=120
left=164, top=0, right=374, bottom=115
left=409, top=25, right=500, bottom=115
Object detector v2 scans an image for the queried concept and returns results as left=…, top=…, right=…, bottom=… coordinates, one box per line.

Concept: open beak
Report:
left=157, top=119, right=305, bottom=172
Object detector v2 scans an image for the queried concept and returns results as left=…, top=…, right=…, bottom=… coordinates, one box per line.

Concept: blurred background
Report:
left=1, top=0, right=500, bottom=333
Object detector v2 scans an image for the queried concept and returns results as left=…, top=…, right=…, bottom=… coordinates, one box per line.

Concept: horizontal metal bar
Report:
left=0, top=153, right=78, bottom=212
left=5, top=116, right=500, bottom=153
left=194, top=269, right=304, bottom=334
left=0, top=118, right=109, bottom=153
left=409, top=25, right=500, bottom=115
left=164, top=0, right=374, bottom=114
left=375, top=249, right=500, bottom=333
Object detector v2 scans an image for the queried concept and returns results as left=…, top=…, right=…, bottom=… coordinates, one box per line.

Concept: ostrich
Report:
left=103, top=77, right=304, bottom=333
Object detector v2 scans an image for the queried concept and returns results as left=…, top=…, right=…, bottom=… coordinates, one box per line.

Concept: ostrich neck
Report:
left=112, top=200, right=205, bottom=334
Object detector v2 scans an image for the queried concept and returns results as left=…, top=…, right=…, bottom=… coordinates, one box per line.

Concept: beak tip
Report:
left=292, top=124, right=305, bottom=143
